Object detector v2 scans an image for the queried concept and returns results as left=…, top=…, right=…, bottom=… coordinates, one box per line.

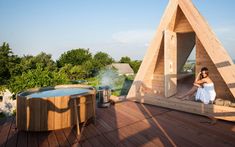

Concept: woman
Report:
left=178, top=67, right=216, bottom=104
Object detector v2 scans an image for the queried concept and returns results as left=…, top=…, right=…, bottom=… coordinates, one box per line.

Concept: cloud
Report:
left=112, top=29, right=155, bottom=45
left=105, top=29, right=156, bottom=60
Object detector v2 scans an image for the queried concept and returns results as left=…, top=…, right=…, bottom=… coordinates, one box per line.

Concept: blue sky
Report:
left=0, top=0, right=235, bottom=61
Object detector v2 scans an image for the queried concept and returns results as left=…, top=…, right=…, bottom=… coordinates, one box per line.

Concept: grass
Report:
left=87, top=77, right=99, bottom=87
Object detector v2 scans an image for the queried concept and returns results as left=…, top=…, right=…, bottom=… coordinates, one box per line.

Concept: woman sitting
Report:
left=178, top=67, right=216, bottom=104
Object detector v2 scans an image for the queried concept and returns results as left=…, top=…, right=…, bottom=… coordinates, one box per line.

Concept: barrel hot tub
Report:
left=16, top=85, right=96, bottom=131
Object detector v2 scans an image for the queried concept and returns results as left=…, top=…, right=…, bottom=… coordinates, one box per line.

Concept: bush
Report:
left=7, top=64, right=69, bottom=94
left=57, top=48, right=92, bottom=67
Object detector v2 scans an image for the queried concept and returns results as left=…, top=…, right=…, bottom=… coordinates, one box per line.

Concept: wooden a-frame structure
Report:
left=127, top=0, right=235, bottom=121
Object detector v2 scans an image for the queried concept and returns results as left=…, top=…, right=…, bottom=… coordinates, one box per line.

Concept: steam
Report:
left=97, top=68, right=124, bottom=88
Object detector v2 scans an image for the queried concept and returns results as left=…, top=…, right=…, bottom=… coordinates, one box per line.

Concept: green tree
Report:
left=19, top=52, right=56, bottom=72
left=9, top=52, right=56, bottom=78
left=69, top=65, right=86, bottom=80
left=119, top=56, right=131, bottom=63
left=82, top=60, right=94, bottom=78
left=18, top=55, right=35, bottom=72
left=59, top=63, right=89, bottom=80
left=92, top=52, right=114, bottom=75
left=0, top=42, right=13, bottom=84
left=7, top=55, right=21, bottom=77
left=93, top=52, right=113, bottom=67
left=8, top=64, right=69, bottom=94
left=119, top=56, right=141, bottom=73
left=130, top=60, right=142, bottom=73
left=34, top=52, right=56, bottom=70
left=58, top=64, right=73, bottom=79
left=57, top=48, right=92, bottom=67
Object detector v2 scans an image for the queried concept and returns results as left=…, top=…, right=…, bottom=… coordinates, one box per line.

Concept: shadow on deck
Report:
left=1, top=100, right=235, bottom=147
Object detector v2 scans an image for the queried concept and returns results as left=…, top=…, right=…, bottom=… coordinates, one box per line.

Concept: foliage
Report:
left=8, top=64, right=69, bottom=94
left=129, top=60, right=142, bottom=73
left=82, top=60, right=95, bottom=78
left=69, top=65, right=86, bottom=80
left=0, top=42, right=141, bottom=96
left=33, top=52, right=56, bottom=70
left=0, top=42, right=13, bottom=84
left=57, top=48, right=92, bottom=67
left=93, top=52, right=113, bottom=67
left=8, top=52, right=56, bottom=77
left=86, top=77, right=99, bottom=87
left=58, top=61, right=93, bottom=80
left=182, top=62, right=195, bottom=72
left=119, top=56, right=141, bottom=73
left=7, top=55, right=21, bottom=77
left=119, top=56, right=131, bottom=63
left=58, top=64, right=73, bottom=79
left=89, top=52, right=114, bottom=76
left=0, top=85, right=7, bottom=93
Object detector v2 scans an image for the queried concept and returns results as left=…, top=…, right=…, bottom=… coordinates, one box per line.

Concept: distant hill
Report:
left=233, top=60, right=235, bottom=64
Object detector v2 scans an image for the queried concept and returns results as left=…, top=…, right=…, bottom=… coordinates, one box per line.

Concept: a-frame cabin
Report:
left=127, top=0, right=235, bottom=121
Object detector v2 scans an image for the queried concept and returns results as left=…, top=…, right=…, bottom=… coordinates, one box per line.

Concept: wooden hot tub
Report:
left=16, top=85, right=96, bottom=131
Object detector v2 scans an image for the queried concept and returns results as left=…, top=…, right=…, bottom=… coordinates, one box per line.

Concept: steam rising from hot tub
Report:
left=97, top=68, right=125, bottom=89
left=99, top=68, right=119, bottom=87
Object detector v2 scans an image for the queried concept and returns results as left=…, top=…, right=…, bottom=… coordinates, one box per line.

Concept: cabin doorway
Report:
left=164, top=31, right=196, bottom=98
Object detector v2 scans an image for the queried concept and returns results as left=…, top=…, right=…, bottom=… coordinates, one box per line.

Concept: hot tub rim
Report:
left=17, top=84, right=96, bottom=98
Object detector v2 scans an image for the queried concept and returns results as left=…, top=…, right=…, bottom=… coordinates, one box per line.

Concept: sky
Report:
left=0, top=0, right=235, bottom=61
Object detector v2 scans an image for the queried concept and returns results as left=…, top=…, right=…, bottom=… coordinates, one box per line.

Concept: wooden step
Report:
left=129, top=96, right=235, bottom=122
left=217, top=65, right=235, bottom=98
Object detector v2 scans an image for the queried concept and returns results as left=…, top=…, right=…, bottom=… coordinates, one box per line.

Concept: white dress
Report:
left=195, top=83, right=216, bottom=104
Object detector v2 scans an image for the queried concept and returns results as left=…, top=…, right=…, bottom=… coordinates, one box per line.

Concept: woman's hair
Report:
left=200, top=67, right=209, bottom=79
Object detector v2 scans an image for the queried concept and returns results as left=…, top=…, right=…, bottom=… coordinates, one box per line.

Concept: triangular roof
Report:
left=127, top=0, right=235, bottom=99
left=111, top=63, right=134, bottom=75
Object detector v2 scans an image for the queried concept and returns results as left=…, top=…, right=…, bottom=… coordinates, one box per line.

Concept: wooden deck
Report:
left=128, top=75, right=235, bottom=122
left=1, top=101, right=235, bottom=147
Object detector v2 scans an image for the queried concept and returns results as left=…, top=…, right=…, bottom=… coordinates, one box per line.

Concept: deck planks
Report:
left=0, top=117, right=14, bottom=146
left=0, top=101, right=235, bottom=146
left=63, top=127, right=79, bottom=145
left=5, top=117, right=18, bottom=147
left=27, top=132, right=38, bottom=147
left=37, top=132, right=49, bottom=147
left=54, top=129, right=70, bottom=146
left=47, top=131, right=59, bottom=147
